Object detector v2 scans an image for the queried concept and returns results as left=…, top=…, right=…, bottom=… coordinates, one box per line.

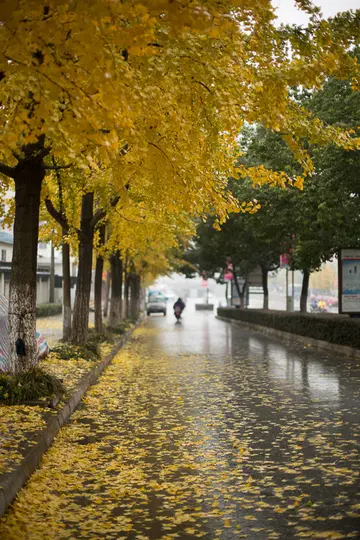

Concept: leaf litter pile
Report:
left=0, top=356, right=95, bottom=477
left=0, top=328, right=112, bottom=477
left=1, top=325, right=359, bottom=539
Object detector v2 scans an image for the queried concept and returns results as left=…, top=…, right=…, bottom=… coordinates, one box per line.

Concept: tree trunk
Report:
left=8, top=167, right=44, bottom=374
left=103, top=271, right=111, bottom=318
left=71, top=193, right=94, bottom=345
left=232, top=263, right=245, bottom=308
left=94, top=226, right=105, bottom=334
left=49, top=240, right=55, bottom=303
left=133, top=275, right=141, bottom=317
left=261, top=266, right=269, bottom=310
left=62, top=231, right=72, bottom=341
left=109, top=253, right=123, bottom=327
left=300, top=269, right=310, bottom=313
left=129, top=274, right=138, bottom=318
left=124, top=272, right=130, bottom=318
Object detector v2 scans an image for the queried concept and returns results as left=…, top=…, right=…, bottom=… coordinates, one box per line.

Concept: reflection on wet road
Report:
left=1, top=309, right=359, bottom=539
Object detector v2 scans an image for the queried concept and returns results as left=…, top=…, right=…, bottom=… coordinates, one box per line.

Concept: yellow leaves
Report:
left=1, top=321, right=359, bottom=538
left=0, top=0, right=356, bottom=226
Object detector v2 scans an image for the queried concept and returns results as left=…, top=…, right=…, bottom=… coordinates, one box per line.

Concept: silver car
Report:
left=146, top=297, right=167, bottom=316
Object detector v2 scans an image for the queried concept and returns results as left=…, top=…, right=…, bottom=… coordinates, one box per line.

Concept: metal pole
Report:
left=49, top=240, right=55, bottom=303
left=292, top=270, right=295, bottom=312
left=286, top=268, right=289, bottom=311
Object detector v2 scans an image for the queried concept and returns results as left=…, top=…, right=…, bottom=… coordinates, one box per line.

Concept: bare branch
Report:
left=45, top=197, right=69, bottom=231
left=0, top=162, right=16, bottom=179
left=91, top=195, right=120, bottom=229
left=194, top=80, right=212, bottom=93
left=44, top=164, right=72, bottom=171
left=11, top=150, right=21, bottom=161
left=148, top=141, right=175, bottom=170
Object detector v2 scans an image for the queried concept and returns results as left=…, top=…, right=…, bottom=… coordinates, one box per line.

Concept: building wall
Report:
left=36, top=277, right=50, bottom=305
left=0, top=238, right=78, bottom=305
left=0, top=241, right=13, bottom=263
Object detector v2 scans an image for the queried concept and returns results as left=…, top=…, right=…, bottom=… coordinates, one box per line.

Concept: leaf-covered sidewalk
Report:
left=1, top=323, right=360, bottom=539
left=0, top=314, right=114, bottom=479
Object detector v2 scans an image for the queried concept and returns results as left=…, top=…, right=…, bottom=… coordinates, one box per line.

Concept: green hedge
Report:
left=36, top=303, right=62, bottom=318
left=217, top=307, right=360, bottom=350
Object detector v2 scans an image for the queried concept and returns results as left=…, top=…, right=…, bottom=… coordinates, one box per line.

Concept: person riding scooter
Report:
left=173, top=297, right=185, bottom=320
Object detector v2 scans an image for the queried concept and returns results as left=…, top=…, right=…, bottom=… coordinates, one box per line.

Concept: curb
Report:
left=216, top=315, right=360, bottom=360
left=0, top=321, right=140, bottom=518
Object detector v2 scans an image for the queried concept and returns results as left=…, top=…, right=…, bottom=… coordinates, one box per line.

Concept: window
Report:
left=1, top=249, right=6, bottom=262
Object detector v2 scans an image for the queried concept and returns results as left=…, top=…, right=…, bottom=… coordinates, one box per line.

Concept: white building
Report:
left=0, top=232, right=78, bottom=305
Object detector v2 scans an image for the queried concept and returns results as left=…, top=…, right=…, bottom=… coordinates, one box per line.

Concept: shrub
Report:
left=107, top=318, right=134, bottom=335
left=36, top=303, right=62, bottom=318
left=51, top=341, right=98, bottom=361
left=0, top=368, right=65, bottom=404
left=109, top=323, right=128, bottom=335
left=217, top=307, right=360, bottom=350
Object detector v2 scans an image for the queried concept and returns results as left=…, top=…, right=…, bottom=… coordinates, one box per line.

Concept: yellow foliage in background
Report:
left=0, top=0, right=358, bottom=277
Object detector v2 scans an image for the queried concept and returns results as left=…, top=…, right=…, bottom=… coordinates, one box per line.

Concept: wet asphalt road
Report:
left=1, top=308, right=360, bottom=539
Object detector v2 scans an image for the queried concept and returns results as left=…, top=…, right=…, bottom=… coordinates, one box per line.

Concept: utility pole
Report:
left=49, top=240, right=55, bottom=303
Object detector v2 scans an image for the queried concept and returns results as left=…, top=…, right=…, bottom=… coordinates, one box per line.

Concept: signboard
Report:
left=224, top=261, right=233, bottom=281
left=339, top=249, right=360, bottom=313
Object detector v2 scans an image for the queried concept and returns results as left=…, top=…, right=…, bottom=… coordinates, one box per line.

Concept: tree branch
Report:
left=0, top=162, right=17, bottom=179
left=194, top=80, right=212, bottom=93
left=44, top=164, right=72, bottom=171
left=90, top=195, right=120, bottom=229
left=45, top=197, right=69, bottom=231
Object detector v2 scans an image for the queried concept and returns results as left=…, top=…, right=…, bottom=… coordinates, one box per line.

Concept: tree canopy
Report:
left=0, top=0, right=360, bottom=370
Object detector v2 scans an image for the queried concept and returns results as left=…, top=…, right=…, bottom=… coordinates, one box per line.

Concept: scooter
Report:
left=310, top=304, right=328, bottom=313
left=174, top=306, right=182, bottom=320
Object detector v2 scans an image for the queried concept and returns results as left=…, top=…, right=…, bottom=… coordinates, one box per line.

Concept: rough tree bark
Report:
left=71, top=193, right=95, bottom=345
left=300, top=269, right=310, bottom=313
left=94, top=225, right=105, bottom=334
left=261, top=266, right=269, bottom=310
left=0, top=136, right=52, bottom=374
left=103, top=272, right=111, bottom=318
left=47, top=190, right=120, bottom=345
left=109, top=253, right=123, bottom=327
left=45, top=163, right=72, bottom=340
left=130, top=274, right=141, bottom=318
left=232, top=263, right=246, bottom=309
left=9, top=169, right=44, bottom=373
left=124, top=271, right=130, bottom=318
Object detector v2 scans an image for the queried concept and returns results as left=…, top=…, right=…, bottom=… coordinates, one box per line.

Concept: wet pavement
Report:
left=1, top=308, right=360, bottom=539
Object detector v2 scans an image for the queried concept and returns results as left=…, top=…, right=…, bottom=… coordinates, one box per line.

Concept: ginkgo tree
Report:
left=0, top=0, right=359, bottom=373
left=103, top=198, right=196, bottom=326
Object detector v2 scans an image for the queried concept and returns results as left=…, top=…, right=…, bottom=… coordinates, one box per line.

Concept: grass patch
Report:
left=51, top=341, right=98, bottom=361
left=0, top=368, right=65, bottom=405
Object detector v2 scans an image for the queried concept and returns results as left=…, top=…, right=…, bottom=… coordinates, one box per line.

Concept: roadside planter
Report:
left=217, top=307, right=360, bottom=353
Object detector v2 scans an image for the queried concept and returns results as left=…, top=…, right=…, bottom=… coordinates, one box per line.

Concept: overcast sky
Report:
left=273, top=0, right=359, bottom=25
